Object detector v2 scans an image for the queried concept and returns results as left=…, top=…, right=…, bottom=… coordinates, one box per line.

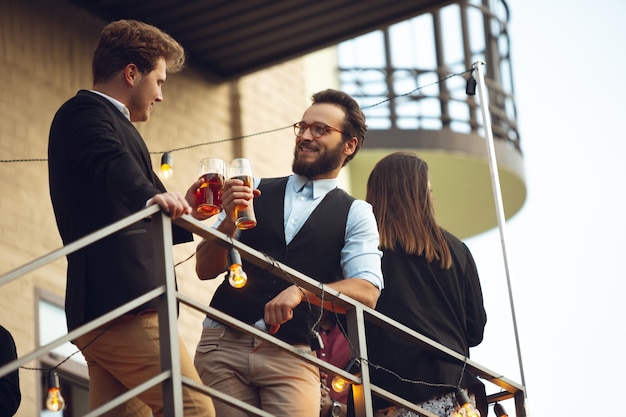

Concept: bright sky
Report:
left=467, top=0, right=626, bottom=415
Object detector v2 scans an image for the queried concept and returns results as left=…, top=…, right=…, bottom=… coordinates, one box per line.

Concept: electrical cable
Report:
left=0, top=68, right=475, bottom=163
left=12, top=66, right=522, bottom=410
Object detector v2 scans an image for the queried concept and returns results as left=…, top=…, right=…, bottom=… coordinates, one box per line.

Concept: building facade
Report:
left=1, top=0, right=526, bottom=415
left=0, top=0, right=339, bottom=414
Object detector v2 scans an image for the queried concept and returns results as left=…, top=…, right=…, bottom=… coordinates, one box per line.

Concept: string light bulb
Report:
left=494, top=403, right=508, bottom=417
left=160, top=152, right=173, bottom=179
left=331, top=357, right=361, bottom=394
left=46, top=370, right=66, bottom=412
left=331, top=374, right=350, bottom=394
left=227, top=247, right=247, bottom=288
left=452, top=388, right=480, bottom=417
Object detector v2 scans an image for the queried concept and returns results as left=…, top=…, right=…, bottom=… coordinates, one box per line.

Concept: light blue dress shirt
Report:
left=204, top=174, right=383, bottom=329
left=212, top=174, right=383, bottom=289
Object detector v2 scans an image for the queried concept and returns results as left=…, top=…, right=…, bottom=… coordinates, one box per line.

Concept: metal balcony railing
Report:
left=338, top=0, right=521, bottom=152
left=0, top=205, right=526, bottom=416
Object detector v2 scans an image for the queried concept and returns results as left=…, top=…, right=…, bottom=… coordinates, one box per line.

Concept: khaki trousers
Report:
left=74, top=310, right=215, bottom=417
left=194, top=326, right=320, bottom=417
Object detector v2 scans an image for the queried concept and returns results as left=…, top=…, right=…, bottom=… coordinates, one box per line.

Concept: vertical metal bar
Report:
left=459, top=2, right=479, bottom=132
left=153, top=212, right=184, bottom=416
left=432, top=9, right=451, bottom=128
left=514, top=388, right=527, bottom=417
left=346, top=306, right=373, bottom=417
left=383, top=27, right=397, bottom=129
left=473, top=61, right=527, bottom=395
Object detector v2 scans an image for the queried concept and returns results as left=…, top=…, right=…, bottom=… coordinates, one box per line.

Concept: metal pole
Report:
left=153, top=212, right=185, bottom=416
left=472, top=61, right=527, bottom=393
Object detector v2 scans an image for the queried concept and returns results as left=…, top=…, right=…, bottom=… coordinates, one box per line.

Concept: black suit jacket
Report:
left=48, top=90, right=191, bottom=331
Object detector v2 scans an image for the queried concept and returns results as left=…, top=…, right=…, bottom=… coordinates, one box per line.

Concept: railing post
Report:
left=474, top=60, right=527, bottom=393
left=346, top=305, right=374, bottom=417
left=514, top=390, right=527, bottom=417
left=152, top=212, right=184, bottom=416
left=0, top=209, right=526, bottom=415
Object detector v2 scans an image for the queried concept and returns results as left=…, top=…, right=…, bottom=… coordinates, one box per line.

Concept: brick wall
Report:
left=0, top=0, right=313, bottom=414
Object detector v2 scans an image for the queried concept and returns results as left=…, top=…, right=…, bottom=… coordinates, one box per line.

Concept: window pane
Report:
left=39, top=299, right=86, bottom=365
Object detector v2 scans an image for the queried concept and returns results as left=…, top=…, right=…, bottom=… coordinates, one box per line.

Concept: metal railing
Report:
left=0, top=205, right=526, bottom=416
left=338, top=0, right=521, bottom=152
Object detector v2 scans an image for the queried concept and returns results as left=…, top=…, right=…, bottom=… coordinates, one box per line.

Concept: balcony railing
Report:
left=0, top=205, right=526, bottom=416
left=338, top=0, right=521, bottom=152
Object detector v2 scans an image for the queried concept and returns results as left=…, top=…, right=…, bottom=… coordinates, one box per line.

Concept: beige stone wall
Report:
left=0, top=0, right=314, bottom=415
left=0, top=4, right=97, bottom=413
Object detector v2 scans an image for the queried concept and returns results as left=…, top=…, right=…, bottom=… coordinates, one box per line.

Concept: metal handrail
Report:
left=0, top=207, right=526, bottom=416
left=177, top=214, right=527, bottom=415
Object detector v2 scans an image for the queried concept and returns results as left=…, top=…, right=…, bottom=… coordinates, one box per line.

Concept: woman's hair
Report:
left=311, top=89, right=367, bottom=165
left=92, top=19, right=185, bottom=84
left=366, top=151, right=451, bottom=268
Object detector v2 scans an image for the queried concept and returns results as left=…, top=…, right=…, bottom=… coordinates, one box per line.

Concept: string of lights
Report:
left=19, top=322, right=114, bottom=412
left=0, top=67, right=475, bottom=164
left=267, top=258, right=491, bottom=416
left=13, top=66, right=493, bottom=413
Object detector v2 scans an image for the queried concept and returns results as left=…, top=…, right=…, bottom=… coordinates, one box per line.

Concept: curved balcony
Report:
left=339, top=0, right=525, bottom=239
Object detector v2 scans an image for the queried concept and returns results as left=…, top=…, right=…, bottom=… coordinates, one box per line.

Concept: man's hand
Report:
left=184, top=178, right=213, bottom=220
left=320, top=380, right=332, bottom=417
left=149, top=191, right=192, bottom=219
left=219, top=177, right=260, bottom=224
left=264, top=285, right=304, bottom=334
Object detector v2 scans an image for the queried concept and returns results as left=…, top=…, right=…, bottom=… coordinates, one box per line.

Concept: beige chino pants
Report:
left=194, top=326, right=321, bottom=417
left=75, top=310, right=215, bottom=417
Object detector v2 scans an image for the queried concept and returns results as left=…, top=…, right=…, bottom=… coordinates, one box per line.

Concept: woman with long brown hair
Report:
left=365, top=152, right=487, bottom=417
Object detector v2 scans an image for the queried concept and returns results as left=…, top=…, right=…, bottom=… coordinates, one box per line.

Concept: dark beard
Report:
left=292, top=141, right=344, bottom=178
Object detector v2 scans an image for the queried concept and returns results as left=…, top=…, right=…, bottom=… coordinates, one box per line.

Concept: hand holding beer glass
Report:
left=195, top=157, right=226, bottom=217
left=229, top=158, right=257, bottom=230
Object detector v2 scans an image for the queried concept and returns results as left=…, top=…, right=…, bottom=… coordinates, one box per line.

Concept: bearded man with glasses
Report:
left=194, top=89, right=383, bottom=417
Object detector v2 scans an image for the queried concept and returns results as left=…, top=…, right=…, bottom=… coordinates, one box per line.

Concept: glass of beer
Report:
left=195, top=157, right=226, bottom=216
left=229, top=158, right=257, bottom=230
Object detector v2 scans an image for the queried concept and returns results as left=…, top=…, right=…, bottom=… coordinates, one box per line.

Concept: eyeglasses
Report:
left=293, top=121, right=344, bottom=138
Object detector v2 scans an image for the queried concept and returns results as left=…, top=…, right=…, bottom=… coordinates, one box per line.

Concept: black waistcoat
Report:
left=210, top=176, right=354, bottom=344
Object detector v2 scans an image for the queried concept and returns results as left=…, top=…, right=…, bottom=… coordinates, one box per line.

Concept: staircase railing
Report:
left=0, top=205, right=526, bottom=416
